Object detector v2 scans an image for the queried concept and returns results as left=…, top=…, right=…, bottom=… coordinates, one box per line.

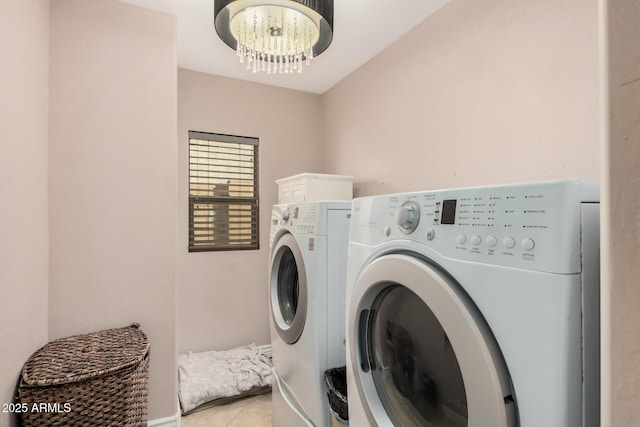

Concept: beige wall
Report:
left=601, top=0, right=640, bottom=424
left=48, top=0, right=177, bottom=420
left=177, top=69, right=323, bottom=353
left=0, top=1, right=50, bottom=426
left=323, top=0, right=599, bottom=196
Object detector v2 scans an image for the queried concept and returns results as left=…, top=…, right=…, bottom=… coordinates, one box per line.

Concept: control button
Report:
left=503, top=237, right=516, bottom=249
left=457, top=234, right=467, bottom=245
left=470, top=235, right=481, bottom=246
left=425, top=229, right=436, bottom=241
left=521, top=238, right=535, bottom=251
left=396, top=201, right=421, bottom=234
left=486, top=235, right=498, bottom=247
left=384, top=226, right=391, bottom=237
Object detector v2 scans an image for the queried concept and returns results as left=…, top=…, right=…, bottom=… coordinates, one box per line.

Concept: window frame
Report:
left=188, top=131, right=260, bottom=252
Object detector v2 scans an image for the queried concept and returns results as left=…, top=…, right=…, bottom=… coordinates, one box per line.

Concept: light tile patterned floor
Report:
left=180, top=393, right=272, bottom=427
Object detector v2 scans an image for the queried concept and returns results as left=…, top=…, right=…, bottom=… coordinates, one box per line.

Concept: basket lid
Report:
left=21, top=324, right=149, bottom=387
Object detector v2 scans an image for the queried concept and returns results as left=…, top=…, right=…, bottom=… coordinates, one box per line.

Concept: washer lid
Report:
left=349, top=254, right=517, bottom=427
left=270, top=233, right=308, bottom=344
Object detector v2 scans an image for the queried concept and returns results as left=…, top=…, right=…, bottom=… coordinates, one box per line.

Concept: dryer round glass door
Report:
left=270, top=233, right=308, bottom=344
left=349, top=254, right=517, bottom=427
left=370, top=285, right=467, bottom=425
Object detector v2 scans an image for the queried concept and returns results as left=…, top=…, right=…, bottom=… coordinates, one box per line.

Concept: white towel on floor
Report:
left=178, top=344, right=273, bottom=413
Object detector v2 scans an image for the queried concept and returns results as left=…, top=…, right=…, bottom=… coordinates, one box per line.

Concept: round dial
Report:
left=396, top=201, right=421, bottom=234
left=282, top=210, right=290, bottom=222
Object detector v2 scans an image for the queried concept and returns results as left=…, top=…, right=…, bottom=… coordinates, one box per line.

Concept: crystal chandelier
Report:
left=214, top=0, right=334, bottom=74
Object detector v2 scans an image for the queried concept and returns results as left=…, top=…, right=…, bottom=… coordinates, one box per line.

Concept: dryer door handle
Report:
left=358, top=309, right=375, bottom=373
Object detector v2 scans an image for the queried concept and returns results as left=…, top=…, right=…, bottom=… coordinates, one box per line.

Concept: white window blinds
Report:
left=188, top=131, right=259, bottom=251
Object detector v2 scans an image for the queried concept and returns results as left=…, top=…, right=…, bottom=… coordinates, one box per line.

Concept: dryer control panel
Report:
left=350, top=180, right=599, bottom=274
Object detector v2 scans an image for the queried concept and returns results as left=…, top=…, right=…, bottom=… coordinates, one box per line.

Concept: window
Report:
left=188, top=131, right=259, bottom=251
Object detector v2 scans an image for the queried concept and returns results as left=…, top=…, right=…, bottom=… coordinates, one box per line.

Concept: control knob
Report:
left=282, top=210, right=290, bottom=222
left=396, top=201, right=421, bottom=234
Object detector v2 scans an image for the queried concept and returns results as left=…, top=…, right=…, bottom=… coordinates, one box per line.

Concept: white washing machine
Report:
left=270, top=201, right=351, bottom=427
left=345, top=180, right=600, bottom=427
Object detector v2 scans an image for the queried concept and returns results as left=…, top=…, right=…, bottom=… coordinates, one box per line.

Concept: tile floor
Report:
left=180, top=393, right=272, bottom=427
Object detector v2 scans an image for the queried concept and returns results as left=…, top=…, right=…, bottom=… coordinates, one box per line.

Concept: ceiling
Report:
left=120, top=0, right=449, bottom=94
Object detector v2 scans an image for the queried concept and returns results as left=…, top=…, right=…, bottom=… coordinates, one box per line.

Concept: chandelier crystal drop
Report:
left=214, top=0, right=334, bottom=76
left=232, top=6, right=318, bottom=74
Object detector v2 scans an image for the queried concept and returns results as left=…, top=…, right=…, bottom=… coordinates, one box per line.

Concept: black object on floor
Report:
left=324, top=366, right=349, bottom=423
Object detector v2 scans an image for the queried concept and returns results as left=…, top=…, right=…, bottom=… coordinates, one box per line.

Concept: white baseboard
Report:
left=148, top=409, right=181, bottom=427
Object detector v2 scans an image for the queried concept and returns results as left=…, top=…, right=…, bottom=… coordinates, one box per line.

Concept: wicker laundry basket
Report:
left=18, top=323, right=149, bottom=427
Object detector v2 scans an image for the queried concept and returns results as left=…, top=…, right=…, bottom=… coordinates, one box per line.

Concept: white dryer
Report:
left=270, top=201, right=351, bottom=427
left=345, top=180, right=600, bottom=427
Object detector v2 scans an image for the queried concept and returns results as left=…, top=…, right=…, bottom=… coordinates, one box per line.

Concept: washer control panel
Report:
left=270, top=201, right=352, bottom=243
left=351, top=180, right=598, bottom=274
